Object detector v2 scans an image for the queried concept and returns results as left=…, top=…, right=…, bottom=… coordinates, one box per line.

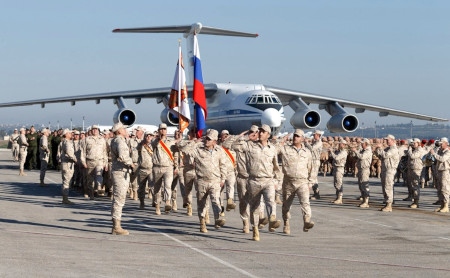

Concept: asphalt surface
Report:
left=0, top=149, right=449, bottom=277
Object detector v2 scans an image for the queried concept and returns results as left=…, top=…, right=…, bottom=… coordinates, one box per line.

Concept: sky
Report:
left=0, top=0, right=449, bottom=131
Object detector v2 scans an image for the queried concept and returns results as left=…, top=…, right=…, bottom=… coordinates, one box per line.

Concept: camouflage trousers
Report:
left=61, top=162, right=74, bottom=197
left=436, top=170, right=450, bottom=203
left=111, top=170, right=130, bottom=220
left=407, top=168, right=422, bottom=200
left=381, top=168, right=396, bottom=203
left=333, top=166, right=345, bottom=196
left=282, top=178, right=311, bottom=221
left=153, top=166, right=173, bottom=206
left=137, top=168, right=153, bottom=200
left=357, top=167, right=370, bottom=198
left=196, top=179, right=222, bottom=220
left=247, top=178, right=276, bottom=227
left=182, top=168, right=196, bottom=206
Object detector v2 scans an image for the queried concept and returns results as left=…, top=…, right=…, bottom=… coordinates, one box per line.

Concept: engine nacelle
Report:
left=290, top=109, right=321, bottom=129
left=113, top=108, right=136, bottom=126
left=326, top=113, right=359, bottom=133
left=160, top=108, right=179, bottom=126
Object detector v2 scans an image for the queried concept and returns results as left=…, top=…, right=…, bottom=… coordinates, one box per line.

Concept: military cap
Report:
left=91, top=125, right=99, bottom=130
left=294, top=129, right=304, bottom=137
left=314, top=130, right=324, bottom=135
left=145, top=130, right=155, bottom=136
left=74, top=130, right=80, bottom=135
left=440, top=137, right=448, bottom=143
left=206, top=129, right=218, bottom=141
left=62, top=128, right=71, bottom=136
left=112, top=122, right=128, bottom=133
left=339, top=139, right=348, bottom=144
left=249, top=125, right=259, bottom=133
left=19, top=127, right=25, bottom=132
left=259, top=124, right=271, bottom=133
left=362, top=138, right=371, bottom=144
left=413, top=138, right=421, bottom=144
left=385, top=134, right=395, bottom=140
left=135, top=126, right=144, bottom=131
left=158, top=123, right=167, bottom=130
left=221, top=130, right=229, bottom=135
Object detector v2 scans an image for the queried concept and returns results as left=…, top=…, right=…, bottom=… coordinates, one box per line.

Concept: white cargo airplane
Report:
left=0, top=23, right=447, bottom=134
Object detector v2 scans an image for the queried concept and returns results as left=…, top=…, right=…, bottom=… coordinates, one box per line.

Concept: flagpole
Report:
left=177, top=39, right=182, bottom=133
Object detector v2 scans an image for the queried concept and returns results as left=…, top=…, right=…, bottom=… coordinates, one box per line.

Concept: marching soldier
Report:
left=375, top=134, right=400, bottom=212
left=80, top=125, right=108, bottom=200
left=219, top=130, right=237, bottom=213
left=151, top=123, right=179, bottom=214
left=278, top=129, right=315, bottom=234
left=137, top=130, right=155, bottom=211
left=128, top=126, right=144, bottom=200
left=305, top=130, right=323, bottom=199
left=352, top=138, right=373, bottom=208
left=231, top=124, right=282, bottom=241
left=329, top=139, right=348, bottom=204
left=177, top=129, right=227, bottom=233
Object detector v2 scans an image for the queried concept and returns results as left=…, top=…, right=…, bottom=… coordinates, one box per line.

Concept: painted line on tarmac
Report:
left=438, top=237, right=450, bottom=241
left=138, top=220, right=259, bottom=278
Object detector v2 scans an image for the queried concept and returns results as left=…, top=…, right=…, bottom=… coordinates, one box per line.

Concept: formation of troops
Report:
left=8, top=123, right=450, bottom=241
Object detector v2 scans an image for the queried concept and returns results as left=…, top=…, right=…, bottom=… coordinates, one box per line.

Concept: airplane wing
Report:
left=0, top=85, right=219, bottom=108
left=265, top=85, right=448, bottom=122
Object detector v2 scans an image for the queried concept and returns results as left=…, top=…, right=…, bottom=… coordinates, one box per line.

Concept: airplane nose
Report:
left=261, top=108, right=281, bottom=127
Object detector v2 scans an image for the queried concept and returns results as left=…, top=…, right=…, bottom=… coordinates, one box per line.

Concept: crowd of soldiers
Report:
left=9, top=123, right=450, bottom=240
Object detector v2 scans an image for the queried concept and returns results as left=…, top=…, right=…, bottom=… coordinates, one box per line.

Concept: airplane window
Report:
left=250, top=96, right=257, bottom=104
left=257, top=96, right=263, bottom=103
left=245, top=97, right=251, bottom=104
left=272, top=97, right=280, bottom=104
left=265, top=95, right=272, bottom=103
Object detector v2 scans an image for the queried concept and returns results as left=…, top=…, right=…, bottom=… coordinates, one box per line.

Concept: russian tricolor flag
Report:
left=192, top=35, right=207, bottom=138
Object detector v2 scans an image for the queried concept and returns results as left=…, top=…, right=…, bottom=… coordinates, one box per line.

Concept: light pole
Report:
left=82, top=116, right=85, bottom=131
left=70, top=118, right=73, bottom=130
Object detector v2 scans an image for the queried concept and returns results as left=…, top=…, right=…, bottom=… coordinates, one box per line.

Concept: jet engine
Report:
left=160, top=108, right=179, bottom=126
left=326, top=113, right=359, bottom=133
left=290, top=109, right=321, bottom=129
left=113, top=108, right=136, bottom=126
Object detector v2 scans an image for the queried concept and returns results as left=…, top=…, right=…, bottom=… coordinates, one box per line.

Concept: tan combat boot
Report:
left=186, top=204, right=193, bottom=216
left=439, top=202, right=449, bottom=213
left=111, top=219, right=129, bottom=235
left=172, top=200, right=177, bottom=212
left=155, top=204, right=161, bottom=215
left=252, top=226, right=260, bottom=241
left=258, top=216, right=269, bottom=229
left=139, top=198, right=145, bottom=210
left=164, top=201, right=172, bottom=213
left=283, top=220, right=290, bottom=235
left=409, top=199, right=419, bottom=209
left=132, top=190, right=138, bottom=201
left=226, top=198, right=236, bottom=211
left=215, top=219, right=225, bottom=229
left=19, top=170, right=26, bottom=176
left=303, top=217, right=315, bottom=232
left=359, top=197, right=370, bottom=208
left=333, top=195, right=343, bottom=205
left=62, top=196, right=74, bottom=205
left=275, top=195, right=282, bottom=205
left=268, top=215, right=281, bottom=232
left=205, top=211, right=210, bottom=224
left=200, top=217, right=207, bottom=233
left=381, top=202, right=392, bottom=212
left=242, top=219, right=249, bottom=234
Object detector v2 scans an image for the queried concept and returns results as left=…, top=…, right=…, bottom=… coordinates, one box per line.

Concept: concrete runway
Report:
left=0, top=149, right=449, bottom=277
